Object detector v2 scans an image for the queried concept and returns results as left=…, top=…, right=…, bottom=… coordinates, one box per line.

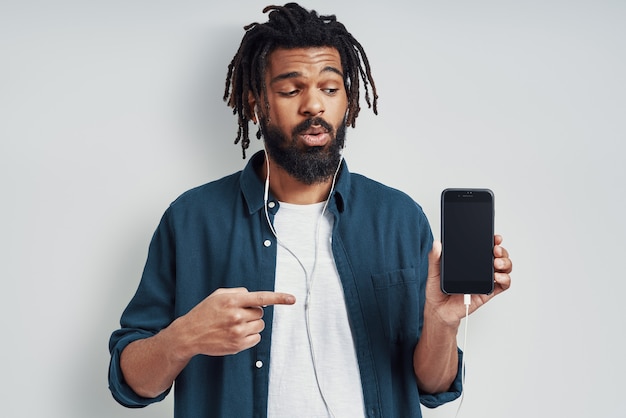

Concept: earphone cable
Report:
left=262, top=148, right=343, bottom=417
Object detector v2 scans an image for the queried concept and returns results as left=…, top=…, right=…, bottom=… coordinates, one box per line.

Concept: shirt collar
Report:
left=240, top=150, right=350, bottom=215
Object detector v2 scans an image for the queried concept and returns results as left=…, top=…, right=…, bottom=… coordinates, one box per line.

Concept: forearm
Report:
left=120, top=318, right=193, bottom=398
left=413, top=305, right=460, bottom=394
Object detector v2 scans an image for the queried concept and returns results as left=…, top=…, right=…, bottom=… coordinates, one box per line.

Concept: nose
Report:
left=299, top=89, right=324, bottom=117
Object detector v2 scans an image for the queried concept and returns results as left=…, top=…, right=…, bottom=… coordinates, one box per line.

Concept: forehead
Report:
left=266, top=47, right=344, bottom=78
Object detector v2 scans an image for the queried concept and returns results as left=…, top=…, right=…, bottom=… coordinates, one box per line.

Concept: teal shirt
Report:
left=108, top=151, right=463, bottom=417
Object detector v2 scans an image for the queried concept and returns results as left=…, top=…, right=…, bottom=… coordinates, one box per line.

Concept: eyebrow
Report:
left=270, top=66, right=344, bottom=84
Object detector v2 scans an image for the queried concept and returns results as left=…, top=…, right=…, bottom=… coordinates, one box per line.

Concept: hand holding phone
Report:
left=440, top=188, right=494, bottom=295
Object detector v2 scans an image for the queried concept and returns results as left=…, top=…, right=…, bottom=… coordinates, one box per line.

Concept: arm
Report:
left=120, top=288, right=295, bottom=398
left=413, top=235, right=512, bottom=393
left=120, top=320, right=191, bottom=399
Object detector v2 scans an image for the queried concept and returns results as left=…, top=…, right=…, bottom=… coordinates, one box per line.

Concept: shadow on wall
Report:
left=68, top=26, right=252, bottom=418
left=180, top=24, right=265, bottom=176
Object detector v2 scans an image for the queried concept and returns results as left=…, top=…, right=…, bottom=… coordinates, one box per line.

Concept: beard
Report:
left=262, top=117, right=346, bottom=185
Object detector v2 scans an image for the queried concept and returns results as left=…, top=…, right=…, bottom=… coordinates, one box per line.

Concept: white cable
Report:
left=455, top=294, right=471, bottom=418
left=302, top=154, right=343, bottom=418
left=262, top=148, right=343, bottom=418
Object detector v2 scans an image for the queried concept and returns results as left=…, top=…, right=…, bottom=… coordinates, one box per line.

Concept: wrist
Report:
left=158, top=316, right=196, bottom=364
left=423, top=301, right=461, bottom=331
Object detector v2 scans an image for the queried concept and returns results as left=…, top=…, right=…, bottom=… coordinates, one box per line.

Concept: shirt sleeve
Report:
left=108, top=210, right=177, bottom=407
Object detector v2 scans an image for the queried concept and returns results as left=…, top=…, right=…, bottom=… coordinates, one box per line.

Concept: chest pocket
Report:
left=371, top=268, right=420, bottom=343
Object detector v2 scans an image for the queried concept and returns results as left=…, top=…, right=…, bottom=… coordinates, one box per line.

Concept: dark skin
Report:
left=120, top=46, right=512, bottom=398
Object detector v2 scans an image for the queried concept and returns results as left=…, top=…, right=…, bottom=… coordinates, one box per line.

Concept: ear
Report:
left=247, top=91, right=258, bottom=124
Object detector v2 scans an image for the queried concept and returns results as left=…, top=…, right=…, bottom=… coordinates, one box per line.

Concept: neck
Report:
left=260, top=155, right=334, bottom=205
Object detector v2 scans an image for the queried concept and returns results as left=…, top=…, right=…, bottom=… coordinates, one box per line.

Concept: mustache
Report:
left=292, top=117, right=334, bottom=136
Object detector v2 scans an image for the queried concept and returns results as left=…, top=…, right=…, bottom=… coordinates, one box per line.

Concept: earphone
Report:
left=262, top=141, right=344, bottom=418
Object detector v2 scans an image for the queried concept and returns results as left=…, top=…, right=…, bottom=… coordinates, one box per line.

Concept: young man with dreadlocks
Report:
left=109, top=3, right=512, bottom=417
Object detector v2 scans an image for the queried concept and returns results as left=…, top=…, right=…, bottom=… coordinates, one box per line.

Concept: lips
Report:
left=299, top=125, right=330, bottom=147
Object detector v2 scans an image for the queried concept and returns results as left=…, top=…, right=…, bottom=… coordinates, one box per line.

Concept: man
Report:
left=108, top=3, right=512, bottom=417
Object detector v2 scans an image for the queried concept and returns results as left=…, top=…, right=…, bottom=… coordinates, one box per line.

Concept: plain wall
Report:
left=1, top=0, right=625, bottom=417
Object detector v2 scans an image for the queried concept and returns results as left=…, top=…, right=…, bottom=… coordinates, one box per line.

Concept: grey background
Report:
left=1, top=0, right=624, bottom=417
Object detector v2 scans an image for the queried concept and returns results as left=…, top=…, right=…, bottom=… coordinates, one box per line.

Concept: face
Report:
left=252, top=47, right=349, bottom=184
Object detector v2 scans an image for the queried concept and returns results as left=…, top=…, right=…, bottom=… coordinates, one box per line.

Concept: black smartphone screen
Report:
left=441, top=189, right=494, bottom=295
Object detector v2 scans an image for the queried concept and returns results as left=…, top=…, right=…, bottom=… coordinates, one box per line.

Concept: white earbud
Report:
left=263, top=146, right=270, bottom=203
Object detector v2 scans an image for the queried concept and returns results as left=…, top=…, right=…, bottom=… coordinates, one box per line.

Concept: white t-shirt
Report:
left=267, top=201, right=365, bottom=418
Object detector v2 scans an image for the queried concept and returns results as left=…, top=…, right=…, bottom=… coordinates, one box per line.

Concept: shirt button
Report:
left=263, top=240, right=272, bottom=247
left=268, top=201, right=276, bottom=209
left=255, top=360, right=263, bottom=368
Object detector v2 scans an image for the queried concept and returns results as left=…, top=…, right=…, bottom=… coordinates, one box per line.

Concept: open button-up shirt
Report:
left=108, top=151, right=463, bottom=417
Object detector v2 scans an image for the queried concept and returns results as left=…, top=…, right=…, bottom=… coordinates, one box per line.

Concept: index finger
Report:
left=242, top=291, right=296, bottom=308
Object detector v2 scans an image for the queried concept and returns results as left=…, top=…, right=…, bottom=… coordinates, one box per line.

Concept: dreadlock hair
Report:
left=223, top=2, right=378, bottom=158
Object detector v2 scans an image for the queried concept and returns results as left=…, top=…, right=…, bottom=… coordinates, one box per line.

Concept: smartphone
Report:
left=440, top=188, right=494, bottom=295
